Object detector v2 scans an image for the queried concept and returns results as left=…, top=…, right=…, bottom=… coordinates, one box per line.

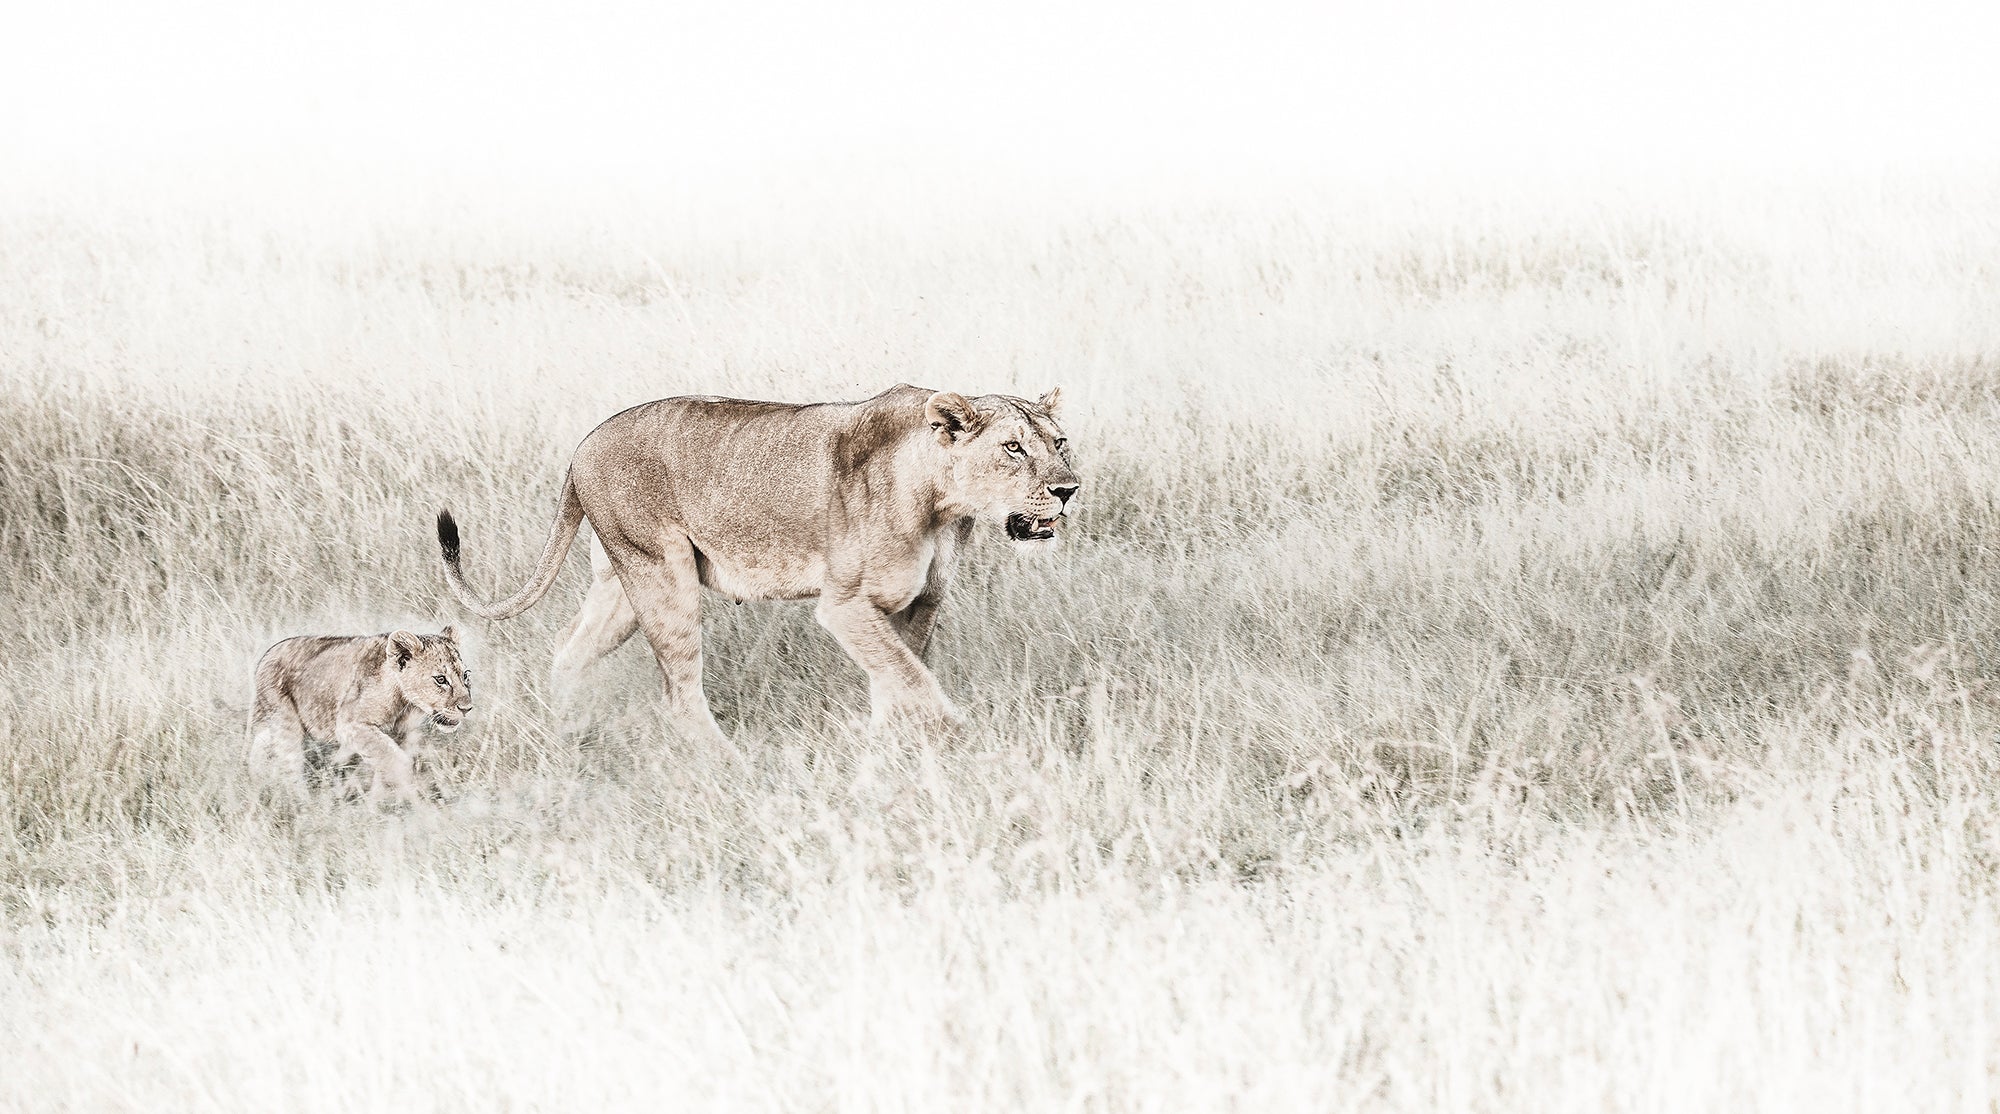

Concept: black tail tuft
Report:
left=437, top=510, right=462, bottom=565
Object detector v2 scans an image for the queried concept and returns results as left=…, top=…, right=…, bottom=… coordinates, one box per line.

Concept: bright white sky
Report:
left=3, top=0, right=1997, bottom=188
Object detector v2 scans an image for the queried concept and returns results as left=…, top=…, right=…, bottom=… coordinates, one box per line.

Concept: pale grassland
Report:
left=7, top=174, right=2000, bottom=1111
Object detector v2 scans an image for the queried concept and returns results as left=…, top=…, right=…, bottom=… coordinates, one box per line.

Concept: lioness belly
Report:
left=691, top=546, right=826, bottom=602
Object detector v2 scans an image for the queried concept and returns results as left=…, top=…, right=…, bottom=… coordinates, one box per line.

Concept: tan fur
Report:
left=247, top=628, right=473, bottom=801
left=437, top=384, right=1080, bottom=741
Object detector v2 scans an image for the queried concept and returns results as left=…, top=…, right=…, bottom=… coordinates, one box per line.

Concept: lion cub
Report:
left=248, top=627, right=473, bottom=802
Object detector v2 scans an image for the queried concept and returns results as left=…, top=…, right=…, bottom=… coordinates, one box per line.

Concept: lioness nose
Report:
left=458, top=701, right=473, bottom=712
left=1049, top=484, right=1078, bottom=504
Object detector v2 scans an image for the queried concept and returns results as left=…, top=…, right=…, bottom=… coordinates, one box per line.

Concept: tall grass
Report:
left=7, top=175, right=2000, bottom=1110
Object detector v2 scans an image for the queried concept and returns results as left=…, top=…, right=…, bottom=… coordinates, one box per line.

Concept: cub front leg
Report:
left=389, top=707, right=448, bottom=802
left=815, top=593, right=963, bottom=729
left=334, top=720, right=420, bottom=803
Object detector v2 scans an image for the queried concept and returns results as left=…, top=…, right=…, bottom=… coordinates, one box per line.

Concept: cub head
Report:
left=926, top=387, right=1081, bottom=549
left=388, top=627, right=474, bottom=732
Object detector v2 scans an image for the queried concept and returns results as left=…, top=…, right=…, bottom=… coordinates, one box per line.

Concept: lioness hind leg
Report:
left=604, top=532, right=727, bottom=747
left=552, top=533, right=640, bottom=696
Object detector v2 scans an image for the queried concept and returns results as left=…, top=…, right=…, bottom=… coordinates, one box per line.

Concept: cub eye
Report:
left=434, top=675, right=448, bottom=686
left=1002, top=441, right=1024, bottom=455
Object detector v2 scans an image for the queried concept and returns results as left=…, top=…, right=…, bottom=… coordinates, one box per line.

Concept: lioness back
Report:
left=570, top=394, right=853, bottom=555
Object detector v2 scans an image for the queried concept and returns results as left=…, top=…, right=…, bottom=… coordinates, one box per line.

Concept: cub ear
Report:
left=439, top=624, right=458, bottom=644
left=1037, top=386, right=1063, bottom=417
left=924, top=391, right=983, bottom=443
left=389, top=630, right=423, bottom=669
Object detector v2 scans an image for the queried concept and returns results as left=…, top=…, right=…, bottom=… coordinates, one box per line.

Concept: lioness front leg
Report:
left=889, top=521, right=967, bottom=660
left=891, top=594, right=943, bottom=658
left=334, top=720, right=420, bottom=803
left=816, top=594, right=962, bottom=728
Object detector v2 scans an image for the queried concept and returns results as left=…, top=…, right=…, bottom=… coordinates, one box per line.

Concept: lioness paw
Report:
left=866, top=696, right=966, bottom=738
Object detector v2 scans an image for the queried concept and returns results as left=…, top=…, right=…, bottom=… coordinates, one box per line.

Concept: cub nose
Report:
left=457, top=701, right=473, bottom=713
left=1049, top=484, right=1079, bottom=504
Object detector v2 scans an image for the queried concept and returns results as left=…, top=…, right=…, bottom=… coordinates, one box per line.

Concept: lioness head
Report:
left=926, top=388, right=1081, bottom=547
left=389, top=627, right=474, bottom=732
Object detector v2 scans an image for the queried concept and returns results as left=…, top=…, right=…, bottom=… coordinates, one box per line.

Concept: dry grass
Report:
left=7, top=174, right=2000, bottom=1110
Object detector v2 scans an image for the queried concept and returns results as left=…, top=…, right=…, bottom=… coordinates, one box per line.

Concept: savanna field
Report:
left=7, top=175, right=2000, bottom=1110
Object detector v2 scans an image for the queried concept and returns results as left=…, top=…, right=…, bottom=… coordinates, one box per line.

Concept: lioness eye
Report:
left=1003, top=441, right=1024, bottom=454
left=434, top=675, right=448, bottom=686
left=1054, top=438, right=1068, bottom=450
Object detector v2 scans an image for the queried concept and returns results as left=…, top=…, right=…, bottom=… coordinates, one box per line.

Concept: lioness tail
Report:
left=437, top=473, right=586, bottom=621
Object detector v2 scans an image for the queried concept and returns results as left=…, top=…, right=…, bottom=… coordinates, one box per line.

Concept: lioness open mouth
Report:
left=432, top=712, right=462, bottom=730
left=1006, top=512, right=1060, bottom=542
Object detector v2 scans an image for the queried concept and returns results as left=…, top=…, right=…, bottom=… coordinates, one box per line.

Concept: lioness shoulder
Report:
left=247, top=627, right=474, bottom=801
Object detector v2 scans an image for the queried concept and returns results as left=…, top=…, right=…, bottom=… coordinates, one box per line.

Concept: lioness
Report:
left=436, top=384, right=1079, bottom=743
left=248, top=628, right=473, bottom=800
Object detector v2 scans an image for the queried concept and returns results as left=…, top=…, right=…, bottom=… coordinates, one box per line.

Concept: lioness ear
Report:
left=925, top=391, right=982, bottom=443
left=390, top=630, right=423, bottom=669
left=1038, top=386, right=1063, bottom=417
